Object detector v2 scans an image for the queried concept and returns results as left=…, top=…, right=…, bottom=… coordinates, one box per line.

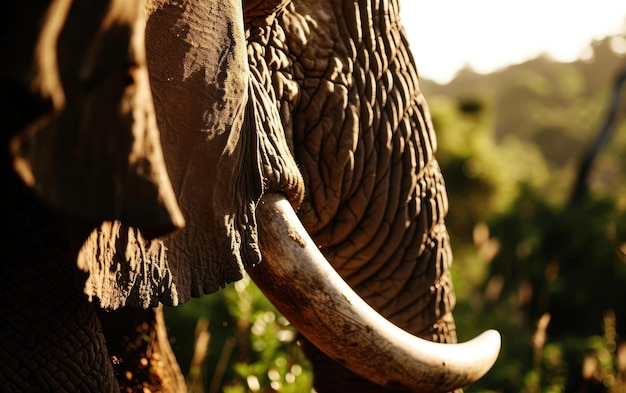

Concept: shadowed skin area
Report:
left=246, top=1, right=459, bottom=391
left=2, top=0, right=185, bottom=391
left=0, top=168, right=118, bottom=392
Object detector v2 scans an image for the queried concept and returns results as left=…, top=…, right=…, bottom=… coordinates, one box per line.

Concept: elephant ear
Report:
left=78, top=0, right=259, bottom=308
left=146, top=0, right=304, bottom=303
left=140, top=0, right=259, bottom=304
left=4, top=0, right=183, bottom=237
left=76, top=0, right=306, bottom=309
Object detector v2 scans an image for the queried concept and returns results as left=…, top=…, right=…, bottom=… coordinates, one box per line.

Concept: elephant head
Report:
left=1, top=0, right=500, bottom=392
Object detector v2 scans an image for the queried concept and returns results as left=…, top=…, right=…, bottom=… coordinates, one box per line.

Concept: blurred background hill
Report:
left=162, top=24, right=626, bottom=393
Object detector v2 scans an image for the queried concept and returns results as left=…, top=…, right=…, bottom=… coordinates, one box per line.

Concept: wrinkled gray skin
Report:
left=1, top=0, right=457, bottom=392
left=256, top=2, right=457, bottom=391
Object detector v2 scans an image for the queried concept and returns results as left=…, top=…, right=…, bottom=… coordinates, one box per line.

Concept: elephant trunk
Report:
left=247, top=193, right=500, bottom=392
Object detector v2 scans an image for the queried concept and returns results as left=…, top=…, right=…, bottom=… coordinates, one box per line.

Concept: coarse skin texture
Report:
left=0, top=171, right=186, bottom=392
left=0, top=169, right=118, bottom=393
left=246, top=1, right=459, bottom=391
left=1, top=0, right=464, bottom=391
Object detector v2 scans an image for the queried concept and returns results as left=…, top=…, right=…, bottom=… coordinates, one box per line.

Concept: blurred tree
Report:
left=425, top=33, right=626, bottom=392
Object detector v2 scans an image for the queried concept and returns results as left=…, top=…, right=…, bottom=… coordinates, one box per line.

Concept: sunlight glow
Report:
left=400, top=0, right=626, bottom=84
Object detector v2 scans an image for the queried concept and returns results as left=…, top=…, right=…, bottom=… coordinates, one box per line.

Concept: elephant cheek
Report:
left=8, top=0, right=184, bottom=238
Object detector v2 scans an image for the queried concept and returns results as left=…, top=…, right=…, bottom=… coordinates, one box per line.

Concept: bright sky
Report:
left=400, top=1, right=626, bottom=84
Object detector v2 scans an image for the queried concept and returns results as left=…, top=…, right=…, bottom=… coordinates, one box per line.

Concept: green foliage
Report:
left=429, top=34, right=626, bottom=392
left=466, top=188, right=626, bottom=392
left=164, top=276, right=313, bottom=393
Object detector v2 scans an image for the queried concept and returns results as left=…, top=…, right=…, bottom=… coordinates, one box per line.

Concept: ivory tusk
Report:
left=246, top=193, right=501, bottom=392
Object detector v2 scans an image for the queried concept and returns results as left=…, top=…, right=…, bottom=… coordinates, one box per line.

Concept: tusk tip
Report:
left=471, top=329, right=502, bottom=353
left=456, top=329, right=502, bottom=384
left=477, top=328, right=502, bottom=364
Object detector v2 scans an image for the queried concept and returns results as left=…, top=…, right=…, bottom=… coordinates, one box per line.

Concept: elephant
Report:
left=0, top=0, right=500, bottom=392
